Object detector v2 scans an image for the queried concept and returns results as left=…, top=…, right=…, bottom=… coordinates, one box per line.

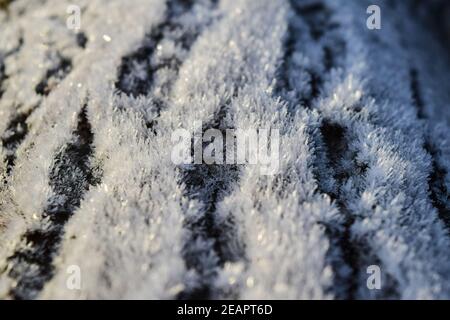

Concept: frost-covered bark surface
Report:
left=0, top=0, right=449, bottom=300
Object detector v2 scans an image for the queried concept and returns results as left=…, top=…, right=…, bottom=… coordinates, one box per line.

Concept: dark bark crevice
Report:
left=35, top=53, right=72, bottom=96
left=115, top=0, right=219, bottom=129
left=1, top=108, right=33, bottom=175
left=316, top=114, right=401, bottom=299
left=7, top=104, right=101, bottom=300
left=1, top=37, right=26, bottom=180
left=426, top=143, right=450, bottom=232
left=1, top=49, right=69, bottom=179
left=75, top=32, right=88, bottom=49
left=317, top=118, right=400, bottom=299
left=277, top=1, right=345, bottom=114
left=410, top=68, right=450, bottom=233
left=0, top=36, right=24, bottom=99
left=278, top=0, right=366, bottom=299
left=291, top=1, right=336, bottom=40
left=177, top=103, right=240, bottom=300
left=115, top=0, right=215, bottom=97
left=318, top=120, right=360, bottom=299
left=0, top=58, right=5, bottom=99
left=410, top=68, right=425, bottom=119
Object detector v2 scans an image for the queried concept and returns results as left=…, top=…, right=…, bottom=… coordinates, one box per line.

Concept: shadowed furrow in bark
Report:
left=177, top=104, right=241, bottom=300
left=115, top=0, right=218, bottom=98
left=6, top=105, right=101, bottom=299
left=1, top=109, right=33, bottom=175
left=35, top=53, right=72, bottom=96
left=410, top=68, right=450, bottom=233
